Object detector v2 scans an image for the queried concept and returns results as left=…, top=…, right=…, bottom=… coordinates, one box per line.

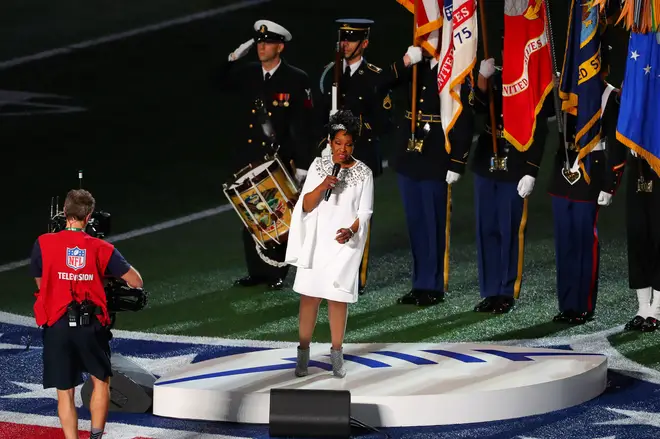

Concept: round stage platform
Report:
left=152, top=342, right=607, bottom=427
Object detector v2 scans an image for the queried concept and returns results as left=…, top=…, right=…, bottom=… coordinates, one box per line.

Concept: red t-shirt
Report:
left=34, top=230, right=114, bottom=327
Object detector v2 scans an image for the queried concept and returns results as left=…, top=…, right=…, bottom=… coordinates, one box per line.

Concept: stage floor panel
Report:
left=152, top=342, right=607, bottom=427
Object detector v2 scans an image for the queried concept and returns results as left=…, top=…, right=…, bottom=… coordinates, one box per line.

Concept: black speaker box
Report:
left=269, top=388, right=352, bottom=438
left=81, top=353, right=156, bottom=413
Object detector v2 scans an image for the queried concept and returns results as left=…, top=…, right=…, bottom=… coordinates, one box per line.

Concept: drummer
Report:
left=216, top=19, right=317, bottom=289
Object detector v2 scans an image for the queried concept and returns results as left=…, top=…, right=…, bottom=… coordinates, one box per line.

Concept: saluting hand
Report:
left=229, top=39, right=254, bottom=61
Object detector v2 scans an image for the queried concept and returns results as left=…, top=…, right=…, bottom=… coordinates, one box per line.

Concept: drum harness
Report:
left=252, top=98, right=292, bottom=268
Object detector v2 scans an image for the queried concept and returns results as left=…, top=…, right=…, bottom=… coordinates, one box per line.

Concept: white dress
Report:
left=285, top=155, right=374, bottom=303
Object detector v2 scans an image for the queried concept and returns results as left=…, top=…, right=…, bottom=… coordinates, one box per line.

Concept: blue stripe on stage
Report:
left=474, top=349, right=604, bottom=362
left=155, top=358, right=332, bottom=386
left=371, top=350, right=438, bottom=365
left=339, top=353, right=392, bottom=368
left=422, top=349, right=487, bottom=363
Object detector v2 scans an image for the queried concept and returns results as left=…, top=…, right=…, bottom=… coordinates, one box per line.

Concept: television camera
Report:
left=48, top=171, right=148, bottom=328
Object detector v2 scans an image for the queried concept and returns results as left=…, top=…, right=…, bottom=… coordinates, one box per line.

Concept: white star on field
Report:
left=643, top=65, right=652, bottom=75
left=122, top=352, right=197, bottom=377
left=0, top=333, right=36, bottom=350
left=631, top=50, right=640, bottom=60
left=594, top=408, right=660, bottom=428
left=1, top=381, right=84, bottom=407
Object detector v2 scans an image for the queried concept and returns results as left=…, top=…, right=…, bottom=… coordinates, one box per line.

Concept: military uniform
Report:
left=470, top=68, right=550, bottom=314
left=318, top=20, right=392, bottom=176
left=217, top=20, right=315, bottom=289
left=548, top=83, right=626, bottom=323
left=318, top=19, right=392, bottom=293
left=385, top=56, right=474, bottom=306
left=624, top=154, right=660, bottom=332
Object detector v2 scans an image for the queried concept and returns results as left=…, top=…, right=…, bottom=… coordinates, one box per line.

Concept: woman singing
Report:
left=285, top=110, right=374, bottom=378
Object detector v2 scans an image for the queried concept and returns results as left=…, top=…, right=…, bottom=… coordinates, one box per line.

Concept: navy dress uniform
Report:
left=318, top=19, right=393, bottom=294
left=624, top=153, right=660, bottom=332
left=470, top=62, right=550, bottom=314
left=216, top=20, right=316, bottom=289
left=384, top=48, right=474, bottom=306
left=548, top=81, right=626, bottom=324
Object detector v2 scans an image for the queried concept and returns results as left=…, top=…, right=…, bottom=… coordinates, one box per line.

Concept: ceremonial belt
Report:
left=566, top=140, right=606, bottom=153
left=484, top=125, right=505, bottom=138
left=405, top=110, right=441, bottom=123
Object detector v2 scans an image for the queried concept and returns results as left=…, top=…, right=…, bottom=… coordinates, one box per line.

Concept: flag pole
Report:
left=477, top=0, right=499, bottom=160
left=542, top=0, right=570, bottom=171
left=331, top=30, right=341, bottom=116
left=542, top=0, right=563, bottom=133
left=409, top=0, right=419, bottom=143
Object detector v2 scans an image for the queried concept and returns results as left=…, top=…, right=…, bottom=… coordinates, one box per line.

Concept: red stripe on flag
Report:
left=453, top=1, right=475, bottom=27
left=416, top=1, right=431, bottom=28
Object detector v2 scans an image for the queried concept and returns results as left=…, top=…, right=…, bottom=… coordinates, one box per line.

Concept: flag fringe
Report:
left=616, top=0, right=660, bottom=32
left=503, top=82, right=555, bottom=152
left=397, top=0, right=415, bottom=14
left=443, top=66, right=476, bottom=153
left=616, top=131, right=660, bottom=178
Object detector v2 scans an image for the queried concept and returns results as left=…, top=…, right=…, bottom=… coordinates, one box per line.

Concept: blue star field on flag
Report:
left=616, top=31, right=660, bottom=176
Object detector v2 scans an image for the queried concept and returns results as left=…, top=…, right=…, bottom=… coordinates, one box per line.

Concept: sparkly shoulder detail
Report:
left=316, top=155, right=372, bottom=190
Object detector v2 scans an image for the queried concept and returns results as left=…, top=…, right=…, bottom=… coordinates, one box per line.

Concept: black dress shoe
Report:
left=553, top=311, right=570, bottom=322
left=566, top=311, right=589, bottom=325
left=492, top=296, right=514, bottom=314
left=416, top=290, right=444, bottom=306
left=625, top=315, right=646, bottom=331
left=358, top=287, right=366, bottom=296
left=397, top=290, right=419, bottom=305
left=641, top=317, right=659, bottom=332
left=234, top=275, right=266, bottom=287
left=474, top=296, right=497, bottom=312
left=268, top=278, right=284, bottom=290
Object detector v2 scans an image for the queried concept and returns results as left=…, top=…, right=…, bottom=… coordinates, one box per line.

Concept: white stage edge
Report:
left=152, top=343, right=607, bottom=427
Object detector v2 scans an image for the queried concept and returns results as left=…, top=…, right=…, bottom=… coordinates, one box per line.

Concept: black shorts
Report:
left=42, top=315, right=113, bottom=390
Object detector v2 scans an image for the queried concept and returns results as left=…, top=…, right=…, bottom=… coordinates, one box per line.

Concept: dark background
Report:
left=0, top=0, right=629, bottom=263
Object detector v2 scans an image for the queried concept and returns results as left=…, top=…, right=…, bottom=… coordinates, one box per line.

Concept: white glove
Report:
left=517, top=175, right=535, bottom=198
left=446, top=170, right=461, bottom=185
left=597, top=191, right=613, bottom=206
left=228, top=39, right=254, bottom=61
left=479, top=58, right=496, bottom=79
left=631, top=149, right=638, bottom=157
left=404, top=46, right=423, bottom=66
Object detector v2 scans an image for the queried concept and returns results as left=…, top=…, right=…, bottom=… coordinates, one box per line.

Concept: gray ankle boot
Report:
left=295, top=346, right=309, bottom=377
left=331, top=347, right=346, bottom=378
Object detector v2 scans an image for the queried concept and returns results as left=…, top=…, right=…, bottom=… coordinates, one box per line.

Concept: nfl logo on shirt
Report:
left=66, top=247, right=86, bottom=270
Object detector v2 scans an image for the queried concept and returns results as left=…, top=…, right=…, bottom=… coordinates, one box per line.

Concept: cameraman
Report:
left=30, top=189, right=143, bottom=439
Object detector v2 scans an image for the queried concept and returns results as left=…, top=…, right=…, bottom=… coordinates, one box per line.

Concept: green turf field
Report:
left=2, top=0, right=656, bottom=377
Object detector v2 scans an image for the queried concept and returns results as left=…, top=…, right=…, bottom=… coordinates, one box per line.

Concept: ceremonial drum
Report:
left=223, top=154, right=300, bottom=248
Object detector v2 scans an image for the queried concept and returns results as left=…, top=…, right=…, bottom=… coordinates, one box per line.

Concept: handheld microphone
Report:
left=324, top=163, right=341, bottom=201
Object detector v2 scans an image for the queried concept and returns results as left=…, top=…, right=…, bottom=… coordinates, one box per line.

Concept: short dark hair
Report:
left=328, top=110, right=360, bottom=141
left=63, top=189, right=95, bottom=221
